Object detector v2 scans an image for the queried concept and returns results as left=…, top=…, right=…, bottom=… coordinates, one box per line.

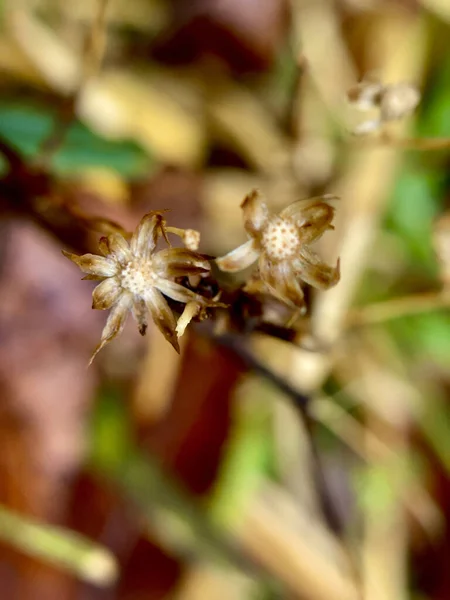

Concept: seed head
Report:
left=63, top=212, right=217, bottom=363
left=216, top=190, right=340, bottom=310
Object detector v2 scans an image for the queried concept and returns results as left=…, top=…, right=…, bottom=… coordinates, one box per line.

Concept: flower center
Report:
left=261, top=217, right=300, bottom=261
left=120, top=258, right=156, bottom=296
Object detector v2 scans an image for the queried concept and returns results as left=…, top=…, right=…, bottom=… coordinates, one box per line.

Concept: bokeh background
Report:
left=0, top=1, right=450, bottom=599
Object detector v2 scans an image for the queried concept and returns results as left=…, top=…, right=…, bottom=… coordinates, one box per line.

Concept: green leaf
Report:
left=0, top=102, right=152, bottom=176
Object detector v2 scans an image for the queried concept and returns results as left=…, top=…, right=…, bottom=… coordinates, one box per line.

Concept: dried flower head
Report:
left=348, top=78, right=420, bottom=135
left=215, top=190, right=340, bottom=310
left=63, top=212, right=216, bottom=362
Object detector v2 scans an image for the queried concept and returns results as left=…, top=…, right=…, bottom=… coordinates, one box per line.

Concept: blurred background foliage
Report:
left=0, top=1, right=449, bottom=599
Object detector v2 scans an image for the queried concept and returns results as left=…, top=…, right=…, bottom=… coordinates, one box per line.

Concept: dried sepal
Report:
left=101, top=233, right=131, bottom=264
left=176, top=296, right=228, bottom=338
left=176, top=301, right=201, bottom=338
left=259, top=256, right=306, bottom=308
left=241, top=189, right=269, bottom=235
left=145, top=288, right=180, bottom=353
left=152, top=247, right=211, bottom=278
left=129, top=211, right=165, bottom=258
left=92, top=278, right=121, bottom=310
left=62, top=250, right=117, bottom=277
left=131, top=298, right=148, bottom=336
left=215, top=239, right=260, bottom=273
left=89, top=293, right=132, bottom=365
left=281, top=195, right=337, bottom=244
left=294, top=250, right=341, bottom=289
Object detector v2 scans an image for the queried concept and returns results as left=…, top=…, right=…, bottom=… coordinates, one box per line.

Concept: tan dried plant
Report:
left=63, top=211, right=220, bottom=362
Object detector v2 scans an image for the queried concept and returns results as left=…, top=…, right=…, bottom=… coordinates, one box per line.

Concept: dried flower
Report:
left=348, top=78, right=420, bottom=135
left=63, top=211, right=215, bottom=362
left=215, top=190, right=340, bottom=309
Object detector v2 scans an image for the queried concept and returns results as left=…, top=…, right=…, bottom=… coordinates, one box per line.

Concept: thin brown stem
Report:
left=355, top=131, right=450, bottom=151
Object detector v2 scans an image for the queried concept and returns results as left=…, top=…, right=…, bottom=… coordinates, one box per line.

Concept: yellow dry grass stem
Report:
left=0, top=506, right=118, bottom=586
left=253, top=7, right=430, bottom=600
left=237, top=484, right=359, bottom=600
left=348, top=290, right=450, bottom=326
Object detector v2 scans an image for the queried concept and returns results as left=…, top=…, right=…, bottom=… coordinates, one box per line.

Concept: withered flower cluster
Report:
left=65, top=192, right=340, bottom=361
left=64, top=212, right=220, bottom=362
left=215, top=190, right=340, bottom=311
left=348, top=78, right=420, bottom=135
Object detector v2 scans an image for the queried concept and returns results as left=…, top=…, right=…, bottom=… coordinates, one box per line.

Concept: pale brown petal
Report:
left=145, top=287, right=179, bottom=352
left=153, top=248, right=210, bottom=278
left=62, top=250, right=117, bottom=277
left=294, top=248, right=340, bottom=290
left=241, top=189, right=269, bottom=236
left=98, top=237, right=110, bottom=257
left=176, top=301, right=200, bottom=337
left=380, top=83, right=420, bottom=122
left=92, top=278, right=122, bottom=310
left=280, top=196, right=337, bottom=244
left=130, top=211, right=163, bottom=259
left=347, top=80, right=383, bottom=110
left=82, top=274, right=105, bottom=281
left=132, top=298, right=148, bottom=335
left=154, top=278, right=199, bottom=304
left=259, top=255, right=305, bottom=307
left=215, top=240, right=260, bottom=273
left=165, top=226, right=200, bottom=250
left=102, top=233, right=131, bottom=265
left=89, top=292, right=132, bottom=364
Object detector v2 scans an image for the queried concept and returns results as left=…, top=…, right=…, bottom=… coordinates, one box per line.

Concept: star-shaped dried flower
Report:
left=215, top=190, right=340, bottom=309
left=63, top=211, right=215, bottom=363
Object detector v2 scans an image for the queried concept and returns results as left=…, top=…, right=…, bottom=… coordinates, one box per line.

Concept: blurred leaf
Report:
left=420, top=394, right=450, bottom=472
left=386, top=166, right=442, bottom=273
left=418, top=49, right=450, bottom=138
left=388, top=311, right=450, bottom=366
left=89, top=388, right=134, bottom=474
left=208, top=379, right=273, bottom=528
left=0, top=505, right=118, bottom=586
left=0, top=102, right=151, bottom=176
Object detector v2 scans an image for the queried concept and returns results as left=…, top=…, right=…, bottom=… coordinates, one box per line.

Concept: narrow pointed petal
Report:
left=89, top=292, right=132, bottom=364
left=132, top=298, right=148, bottom=335
left=92, top=278, right=122, bottom=310
left=154, top=278, right=199, bottom=304
left=176, top=302, right=200, bottom=337
left=82, top=274, right=105, bottom=281
left=153, top=248, right=211, bottom=278
left=280, top=196, right=337, bottom=244
left=259, top=256, right=305, bottom=307
left=241, top=189, right=269, bottom=236
left=215, top=240, right=260, bottom=273
left=98, top=237, right=110, bottom=257
left=130, top=211, right=164, bottom=259
left=101, top=233, right=131, bottom=264
left=294, top=248, right=340, bottom=289
left=145, top=288, right=180, bottom=352
left=62, top=250, right=117, bottom=277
